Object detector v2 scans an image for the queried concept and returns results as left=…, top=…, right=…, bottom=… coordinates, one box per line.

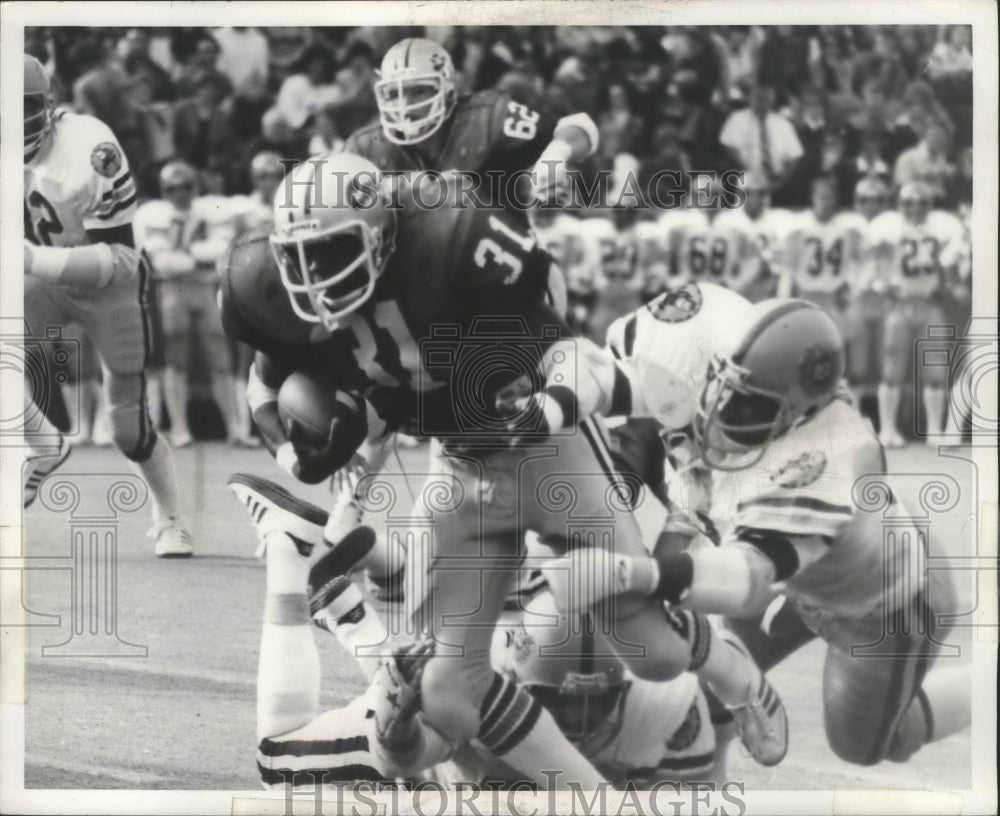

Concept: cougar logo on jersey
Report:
left=648, top=283, right=703, bottom=323
left=799, top=344, right=840, bottom=397
left=771, top=451, right=827, bottom=488
left=90, top=142, right=122, bottom=178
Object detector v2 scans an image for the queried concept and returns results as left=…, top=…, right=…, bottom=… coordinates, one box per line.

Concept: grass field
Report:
left=20, top=440, right=976, bottom=791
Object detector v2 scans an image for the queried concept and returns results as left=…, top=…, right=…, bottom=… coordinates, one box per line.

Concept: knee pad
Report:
left=106, top=373, right=156, bottom=461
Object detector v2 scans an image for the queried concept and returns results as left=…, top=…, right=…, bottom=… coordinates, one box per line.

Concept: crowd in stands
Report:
left=27, top=24, right=973, bottom=210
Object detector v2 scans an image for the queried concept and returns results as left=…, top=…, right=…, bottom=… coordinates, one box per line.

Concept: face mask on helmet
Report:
left=375, top=74, right=454, bottom=145
left=695, top=355, right=792, bottom=470
left=24, top=92, right=51, bottom=158
left=270, top=219, right=390, bottom=330
left=524, top=674, right=629, bottom=753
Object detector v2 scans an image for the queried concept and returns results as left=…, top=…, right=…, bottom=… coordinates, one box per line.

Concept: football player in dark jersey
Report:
left=345, top=37, right=598, bottom=206
left=220, top=152, right=774, bottom=784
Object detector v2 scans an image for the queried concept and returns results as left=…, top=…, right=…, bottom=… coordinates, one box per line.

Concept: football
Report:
left=277, top=370, right=340, bottom=443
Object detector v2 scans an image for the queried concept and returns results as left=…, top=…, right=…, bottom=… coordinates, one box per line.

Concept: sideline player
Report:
left=867, top=182, right=968, bottom=447
left=23, top=55, right=191, bottom=556
left=133, top=160, right=246, bottom=447
left=545, top=299, right=971, bottom=767
left=220, top=152, right=786, bottom=781
left=776, top=176, right=866, bottom=341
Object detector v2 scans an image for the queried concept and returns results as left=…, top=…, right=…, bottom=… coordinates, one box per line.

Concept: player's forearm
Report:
left=246, top=360, right=292, bottom=462
left=551, top=113, right=599, bottom=160
left=24, top=241, right=135, bottom=288
left=375, top=716, right=454, bottom=777
left=533, top=337, right=636, bottom=431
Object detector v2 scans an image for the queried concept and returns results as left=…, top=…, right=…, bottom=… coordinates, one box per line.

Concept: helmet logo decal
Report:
left=771, top=450, right=827, bottom=488
left=648, top=283, right=703, bottom=323
left=431, top=52, right=447, bottom=72
left=91, top=142, right=122, bottom=179
left=799, top=344, right=839, bottom=397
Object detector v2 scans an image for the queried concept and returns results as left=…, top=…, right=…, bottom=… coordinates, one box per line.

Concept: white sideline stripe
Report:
left=28, top=657, right=254, bottom=690
left=26, top=753, right=181, bottom=787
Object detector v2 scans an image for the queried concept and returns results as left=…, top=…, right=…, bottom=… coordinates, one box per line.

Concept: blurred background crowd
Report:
left=27, top=24, right=976, bottom=445
left=26, top=24, right=973, bottom=210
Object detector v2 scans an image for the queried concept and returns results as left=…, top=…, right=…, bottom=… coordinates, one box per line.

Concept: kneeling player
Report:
left=546, top=299, right=971, bottom=766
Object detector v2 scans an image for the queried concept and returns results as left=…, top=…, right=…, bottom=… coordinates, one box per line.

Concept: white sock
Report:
left=314, top=581, right=389, bottom=682
left=257, top=592, right=320, bottom=741
left=877, top=383, right=902, bottom=438
left=233, top=377, right=253, bottom=438
left=696, top=628, right=754, bottom=707
left=163, top=367, right=191, bottom=438
left=132, top=433, right=181, bottom=522
left=264, top=528, right=313, bottom=595
left=211, top=372, right=237, bottom=439
left=924, top=386, right=946, bottom=436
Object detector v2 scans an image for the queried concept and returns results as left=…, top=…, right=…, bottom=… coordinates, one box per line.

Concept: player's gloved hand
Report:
left=541, top=549, right=659, bottom=614
left=371, top=638, right=434, bottom=753
left=531, top=158, right=570, bottom=208
left=286, top=412, right=366, bottom=485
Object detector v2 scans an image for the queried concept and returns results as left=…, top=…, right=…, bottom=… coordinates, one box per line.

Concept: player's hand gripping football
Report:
left=286, top=416, right=361, bottom=485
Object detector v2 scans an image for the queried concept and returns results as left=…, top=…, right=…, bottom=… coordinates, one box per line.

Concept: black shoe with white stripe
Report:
left=23, top=437, right=72, bottom=508
left=228, top=473, right=328, bottom=560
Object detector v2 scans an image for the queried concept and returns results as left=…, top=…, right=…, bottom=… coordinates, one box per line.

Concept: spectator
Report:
left=71, top=39, right=136, bottom=136
left=893, top=117, right=957, bottom=205
left=215, top=71, right=273, bottom=193
left=927, top=25, right=973, bottom=80
left=174, top=33, right=234, bottom=99
left=270, top=44, right=338, bottom=132
left=213, top=27, right=270, bottom=90
left=849, top=120, right=893, bottom=189
left=597, top=82, right=645, bottom=163
left=719, top=80, right=803, bottom=199
left=663, top=70, right=733, bottom=174
left=120, top=28, right=174, bottom=102
left=308, top=106, right=345, bottom=156
left=173, top=72, right=232, bottom=171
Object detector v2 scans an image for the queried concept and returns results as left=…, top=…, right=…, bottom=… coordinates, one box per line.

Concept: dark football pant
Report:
left=399, top=417, right=707, bottom=749
left=725, top=583, right=952, bottom=766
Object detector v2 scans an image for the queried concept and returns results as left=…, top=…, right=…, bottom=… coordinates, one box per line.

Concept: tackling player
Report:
left=545, top=299, right=971, bottom=767
left=867, top=182, right=968, bottom=447
left=23, top=54, right=191, bottom=556
left=220, top=152, right=787, bottom=781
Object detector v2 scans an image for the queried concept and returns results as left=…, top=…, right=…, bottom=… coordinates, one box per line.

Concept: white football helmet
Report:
left=494, top=593, right=629, bottom=755
left=374, top=38, right=456, bottom=145
left=270, top=152, right=395, bottom=329
left=24, top=54, right=53, bottom=159
left=695, top=298, right=845, bottom=470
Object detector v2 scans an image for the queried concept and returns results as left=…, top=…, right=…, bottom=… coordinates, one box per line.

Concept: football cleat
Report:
left=23, top=438, right=72, bottom=508
left=152, top=516, right=194, bottom=558
left=228, top=472, right=327, bottom=559
left=722, top=630, right=789, bottom=767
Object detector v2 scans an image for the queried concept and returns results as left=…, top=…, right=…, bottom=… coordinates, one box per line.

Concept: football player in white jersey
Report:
left=659, top=199, right=712, bottom=289
left=546, top=299, right=971, bottom=767
left=867, top=182, right=967, bottom=447
left=134, top=161, right=247, bottom=447
left=843, top=177, right=891, bottom=410
left=711, top=173, right=793, bottom=303
left=587, top=207, right=648, bottom=345
left=776, top=176, right=866, bottom=341
left=22, top=55, right=191, bottom=556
